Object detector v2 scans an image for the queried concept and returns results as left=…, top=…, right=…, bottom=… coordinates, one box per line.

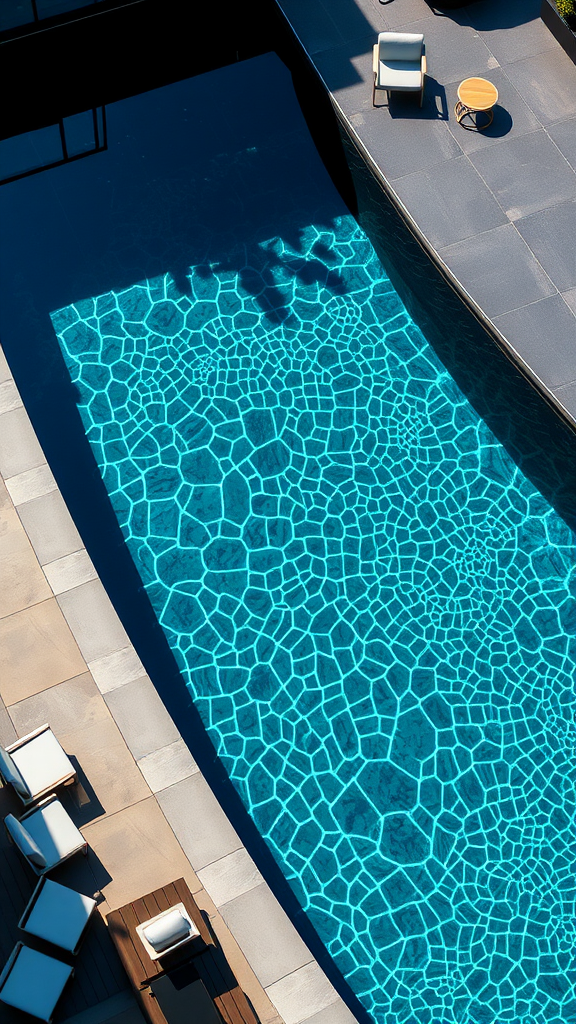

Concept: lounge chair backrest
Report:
left=378, top=32, right=424, bottom=63
left=5, top=815, right=46, bottom=869
left=0, top=749, right=30, bottom=800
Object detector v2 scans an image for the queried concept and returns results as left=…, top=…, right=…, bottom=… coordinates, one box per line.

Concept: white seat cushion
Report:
left=377, top=60, right=422, bottom=91
left=136, top=902, right=199, bottom=960
left=0, top=946, right=72, bottom=1021
left=144, top=909, right=191, bottom=952
left=10, top=730, right=74, bottom=801
left=24, top=799, right=85, bottom=871
left=23, top=879, right=96, bottom=952
left=5, top=815, right=47, bottom=868
left=0, top=748, right=30, bottom=799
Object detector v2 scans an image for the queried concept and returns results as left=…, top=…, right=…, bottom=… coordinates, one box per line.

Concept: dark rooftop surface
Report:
left=273, top=0, right=576, bottom=426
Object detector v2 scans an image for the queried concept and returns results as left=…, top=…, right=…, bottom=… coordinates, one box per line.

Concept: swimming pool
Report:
left=44, top=56, right=575, bottom=1024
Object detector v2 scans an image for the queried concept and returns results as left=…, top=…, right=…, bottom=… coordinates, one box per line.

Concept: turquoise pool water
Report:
left=51, top=66, right=574, bottom=1024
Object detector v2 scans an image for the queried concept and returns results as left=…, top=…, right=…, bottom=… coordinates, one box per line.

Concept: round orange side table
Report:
left=455, top=77, right=498, bottom=130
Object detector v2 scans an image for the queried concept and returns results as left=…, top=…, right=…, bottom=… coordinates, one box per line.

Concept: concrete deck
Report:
left=0, top=342, right=359, bottom=1024
left=273, top=0, right=576, bottom=426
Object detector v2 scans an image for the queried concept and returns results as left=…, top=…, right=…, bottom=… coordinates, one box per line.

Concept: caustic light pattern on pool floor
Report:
left=53, top=216, right=575, bottom=1024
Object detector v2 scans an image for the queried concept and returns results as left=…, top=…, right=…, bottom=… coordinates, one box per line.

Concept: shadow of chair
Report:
left=387, top=76, right=450, bottom=119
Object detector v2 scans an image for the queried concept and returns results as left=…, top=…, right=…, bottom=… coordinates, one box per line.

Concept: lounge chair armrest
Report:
left=421, top=53, right=427, bottom=75
left=373, top=44, right=379, bottom=74
left=6, top=724, right=50, bottom=755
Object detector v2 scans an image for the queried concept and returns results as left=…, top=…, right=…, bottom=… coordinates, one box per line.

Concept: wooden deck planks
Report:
left=107, top=880, right=259, bottom=1024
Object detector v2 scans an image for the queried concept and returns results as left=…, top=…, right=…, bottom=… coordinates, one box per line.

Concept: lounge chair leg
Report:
left=372, top=76, right=376, bottom=106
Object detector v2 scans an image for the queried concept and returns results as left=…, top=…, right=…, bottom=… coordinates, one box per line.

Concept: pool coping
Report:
left=272, top=0, right=576, bottom=435
left=0, top=341, right=360, bottom=1024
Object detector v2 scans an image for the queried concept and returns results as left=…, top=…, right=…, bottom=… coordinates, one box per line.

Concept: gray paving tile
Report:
left=221, top=883, right=312, bottom=988
left=504, top=48, right=576, bottom=125
left=0, top=475, right=10, bottom=511
left=104, top=674, right=179, bottom=759
left=9, top=672, right=150, bottom=820
left=43, top=548, right=98, bottom=595
left=474, top=12, right=557, bottom=64
left=562, top=286, right=576, bottom=314
left=299, top=1000, right=359, bottom=1024
left=198, top=848, right=263, bottom=908
left=0, top=599, right=86, bottom=705
left=374, top=0, right=436, bottom=31
left=81, top=796, right=198, bottom=910
left=0, top=697, right=16, bottom=747
left=0, top=407, right=45, bottom=480
left=5, top=463, right=58, bottom=506
left=314, top=34, right=387, bottom=113
left=137, top=738, right=199, bottom=793
left=266, top=962, right=339, bottom=1024
left=470, top=129, right=576, bottom=220
left=57, top=579, right=130, bottom=663
left=391, top=155, right=507, bottom=247
left=445, top=68, right=540, bottom=154
left=0, top=507, right=52, bottom=620
left=361, top=105, right=461, bottom=179
left=0, top=347, right=11, bottom=385
left=394, top=15, right=497, bottom=85
left=547, top=116, right=576, bottom=171
left=278, top=0, right=345, bottom=56
left=0, top=378, right=22, bottom=415
left=88, top=645, right=146, bottom=694
left=156, top=773, right=242, bottom=871
left=492, top=294, right=576, bottom=388
left=439, top=223, right=556, bottom=317
left=515, top=199, right=576, bottom=291
left=552, top=379, right=576, bottom=420
left=17, top=488, right=83, bottom=565
left=319, top=0, right=388, bottom=46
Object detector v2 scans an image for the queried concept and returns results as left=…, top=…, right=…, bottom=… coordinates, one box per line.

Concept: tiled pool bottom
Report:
left=53, top=213, right=574, bottom=1024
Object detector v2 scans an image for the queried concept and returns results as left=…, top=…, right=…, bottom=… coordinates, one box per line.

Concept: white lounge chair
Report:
left=0, top=943, right=73, bottom=1022
left=372, top=32, right=426, bottom=107
left=5, top=794, right=87, bottom=875
left=20, top=878, right=96, bottom=954
left=135, top=903, right=200, bottom=961
left=0, top=724, right=76, bottom=806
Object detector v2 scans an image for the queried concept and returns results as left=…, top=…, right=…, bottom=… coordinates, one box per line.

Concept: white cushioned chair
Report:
left=372, top=32, right=426, bottom=107
left=0, top=725, right=76, bottom=806
left=0, top=943, right=73, bottom=1022
left=135, top=903, right=200, bottom=961
left=20, top=878, right=96, bottom=955
left=5, top=794, right=87, bottom=875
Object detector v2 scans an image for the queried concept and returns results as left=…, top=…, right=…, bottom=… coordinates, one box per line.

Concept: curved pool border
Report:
left=270, top=0, right=576, bottom=531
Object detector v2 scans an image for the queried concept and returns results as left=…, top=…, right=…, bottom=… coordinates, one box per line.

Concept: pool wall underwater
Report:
left=1, top=54, right=575, bottom=1024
